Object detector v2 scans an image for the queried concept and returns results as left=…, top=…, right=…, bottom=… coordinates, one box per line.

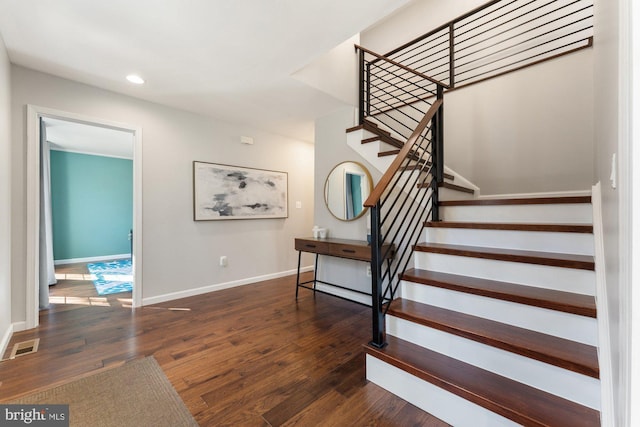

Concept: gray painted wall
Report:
left=10, top=66, right=314, bottom=323
left=0, top=35, right=12, bottom=352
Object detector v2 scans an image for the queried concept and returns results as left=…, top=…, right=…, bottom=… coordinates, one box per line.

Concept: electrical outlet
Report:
left=366, top=265, right=372, bottom=277
left=219, top=256, right=228, bottom=267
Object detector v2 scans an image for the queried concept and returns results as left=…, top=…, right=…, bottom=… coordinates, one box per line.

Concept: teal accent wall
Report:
left=50, top=150, right=133, bottom=260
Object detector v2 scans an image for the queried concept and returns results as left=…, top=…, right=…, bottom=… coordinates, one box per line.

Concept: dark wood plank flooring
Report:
left=1, top=266, right=447, bottom=426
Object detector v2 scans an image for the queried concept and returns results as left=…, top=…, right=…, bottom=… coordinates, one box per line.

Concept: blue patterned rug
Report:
left=87, top=259, right=133, bottom=295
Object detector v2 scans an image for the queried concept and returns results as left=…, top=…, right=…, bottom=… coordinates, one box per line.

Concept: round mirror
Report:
left=324, top=161, right=373, bottom=221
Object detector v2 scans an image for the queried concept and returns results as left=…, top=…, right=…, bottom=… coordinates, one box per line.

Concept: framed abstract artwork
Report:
left=193, top=161, right=288, bottom=221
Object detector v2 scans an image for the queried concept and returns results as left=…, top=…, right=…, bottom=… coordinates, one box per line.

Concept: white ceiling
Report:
left=44, top=117, right=134, bottom=159
left=0, top=0, right=413, bottom=143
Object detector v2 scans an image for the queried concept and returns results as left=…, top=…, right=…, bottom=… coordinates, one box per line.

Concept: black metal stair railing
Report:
left=356, top=45, right=449, bottom=147
left=377, top=0, right=594, bottom=93
left=356, top=44, right=446, bottom=348
left=357, top=0, right=594, bottom=349
left=362, top=94, right=444, bottom=348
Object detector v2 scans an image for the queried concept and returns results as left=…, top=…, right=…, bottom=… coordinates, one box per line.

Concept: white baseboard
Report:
left=478, top=189, right=592, bottom=200
left=11, top=321, right=26, bottom=332
left=0, top=321, right=25, bottom=359
left=0, top=323, right=13, bottom=360
left=54, top=254, right=131, bottom=265
left=142, top=266, right=314, bottom=306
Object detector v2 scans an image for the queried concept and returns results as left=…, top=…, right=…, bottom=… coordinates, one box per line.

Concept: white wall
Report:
left=361, top=0, right=595, bottom=195
left=10, top=66, right=314, bottom=322
left=292, top=34, right=360, bottom=106
left=0, top=35, right=12, bottom=354
left=630, top=2, right=640, bottom=424
left=445, top=50, right=594, bottom=194
left=361, top=0, right=487, bottom=56
left=593, top=0, right=631, bottom=424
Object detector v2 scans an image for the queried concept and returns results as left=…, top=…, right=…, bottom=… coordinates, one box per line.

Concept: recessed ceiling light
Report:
left=126, top=74, right=145, bottom=84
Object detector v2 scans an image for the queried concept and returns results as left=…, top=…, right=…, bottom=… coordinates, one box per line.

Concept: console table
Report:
left=294, top=237, right=394, bottom=302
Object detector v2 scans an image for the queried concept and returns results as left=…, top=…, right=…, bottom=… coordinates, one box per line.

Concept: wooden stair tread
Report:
left=414, top=242, right=595, bottom=270
left=400, top=164, right=455, bottom=181
left=425, top=221, right=593, bottom=233
left=346, top=120, right=392, bottom=137
left=361, top=134, right=404, bottom=149
left=365, top=335, right=600, bottom=426
left=378, top=149, right=426, bottom=165
left=387, top=299, right=599, bottom=378
left=401, top=268, right=596, bottom=318
left=438, top=181, right=474, bottom=194
left=378, top=149, right=401, bottom=157
left=418, top=181, right=475, bottom=194
left=440, top=196, right=591, bottom=206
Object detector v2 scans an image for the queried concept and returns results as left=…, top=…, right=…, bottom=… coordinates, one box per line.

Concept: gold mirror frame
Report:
left=324, top=161, right=373, bottom=221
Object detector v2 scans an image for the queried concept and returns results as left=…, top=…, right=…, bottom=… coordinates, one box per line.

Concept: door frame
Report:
left=25, top=105, right=143, bottom=328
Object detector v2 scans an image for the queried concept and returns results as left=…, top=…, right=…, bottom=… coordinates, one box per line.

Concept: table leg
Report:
left=295, top=250, right=302, bottom=299
left=313, top=254, right=319, bottom=295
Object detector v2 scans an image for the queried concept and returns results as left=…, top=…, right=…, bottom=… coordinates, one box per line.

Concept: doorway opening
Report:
left=26, top=105, right=143, bottom=329
left=44, top=117, right=134, bottom=309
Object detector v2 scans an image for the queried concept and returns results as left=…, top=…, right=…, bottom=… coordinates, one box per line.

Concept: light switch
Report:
left=610, top=153, right=617, bottom=189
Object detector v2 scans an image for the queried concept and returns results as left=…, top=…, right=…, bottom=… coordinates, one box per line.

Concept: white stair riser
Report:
left=366, top=355, right=519, bottom=427
left=424, top=228, right=594, bottom=256
left=346, top=130, right=394, bottom=173
left=347, top=135, right=393, bottom=163
left=414, top=252, right=596, bottom=295
left=387, top=317, right=601, bottom=410
left=401, top=281, right=597, bottom=345
left=362, top=138, right=399, bottom=153
left=441, top=203, right=592, bottom=224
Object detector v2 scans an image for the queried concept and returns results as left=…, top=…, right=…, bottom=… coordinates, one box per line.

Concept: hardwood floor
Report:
left=47, top=261, right=133, bottom=311
left=0, top=270, right=448, bottom=426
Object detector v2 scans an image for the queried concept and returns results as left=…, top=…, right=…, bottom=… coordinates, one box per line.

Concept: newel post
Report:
left=449, top=23, right=455, bottom=88
left=358, top=48, right=365, bottom=125
left=431, top=85, right=444, bottom=222
left=369, top=202, right=386, bottom=348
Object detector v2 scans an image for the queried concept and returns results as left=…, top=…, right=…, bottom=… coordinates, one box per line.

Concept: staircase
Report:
left=346, top=119, right=478, bottom=201
left=344, top=2, right=600, bottom=425
left=364, top=196, right=600, bottom=426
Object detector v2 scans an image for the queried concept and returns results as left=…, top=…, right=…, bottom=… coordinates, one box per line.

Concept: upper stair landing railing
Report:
left=355, top=44, right=447, bottom=148
left=375, top=0, right=594, bottom=92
